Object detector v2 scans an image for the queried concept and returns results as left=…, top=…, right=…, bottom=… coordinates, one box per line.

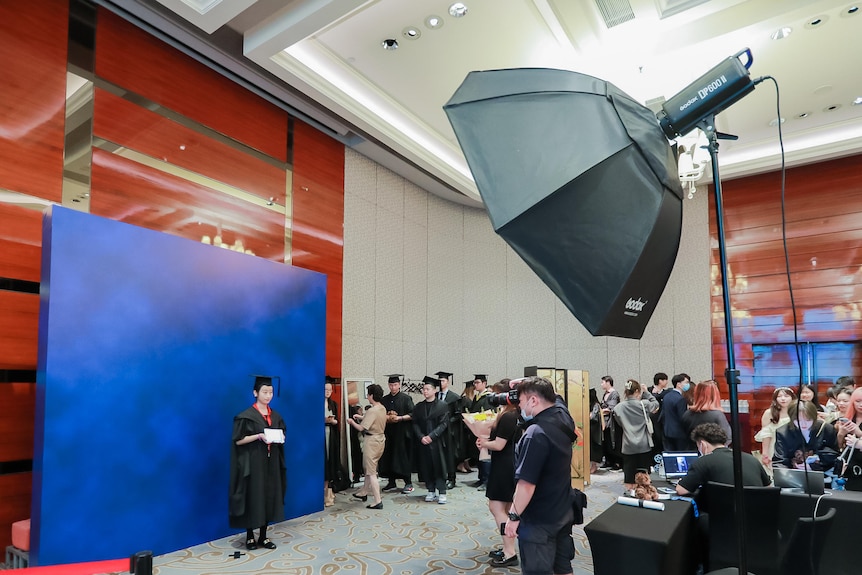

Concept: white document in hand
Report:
left=264, top=428, right=285, bottom=443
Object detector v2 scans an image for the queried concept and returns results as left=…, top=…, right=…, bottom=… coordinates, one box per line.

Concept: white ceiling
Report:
left=124, top=0, right=862, bottom=205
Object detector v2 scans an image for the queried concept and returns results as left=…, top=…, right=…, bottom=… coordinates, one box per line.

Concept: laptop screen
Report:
left=661, top=452, right=700, bottom=479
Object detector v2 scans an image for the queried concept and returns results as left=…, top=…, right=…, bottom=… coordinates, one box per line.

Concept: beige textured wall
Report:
left=343, top=148, right=712, bottom=388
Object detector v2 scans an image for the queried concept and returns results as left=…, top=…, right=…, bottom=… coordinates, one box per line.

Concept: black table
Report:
left=778, top=489, right=861, bottom=575
left=584, top=499, right=699, bottom=575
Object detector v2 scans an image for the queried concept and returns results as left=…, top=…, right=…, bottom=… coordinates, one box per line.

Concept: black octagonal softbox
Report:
left=444, top=68, right=683, bottom=339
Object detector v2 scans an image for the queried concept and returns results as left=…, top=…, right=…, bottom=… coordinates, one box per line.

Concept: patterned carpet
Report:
left=150, top=469, right=625, bottom=575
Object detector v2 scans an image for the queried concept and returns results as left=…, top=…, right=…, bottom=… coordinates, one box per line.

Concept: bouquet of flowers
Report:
left=462, top=410, right=498, bottom=462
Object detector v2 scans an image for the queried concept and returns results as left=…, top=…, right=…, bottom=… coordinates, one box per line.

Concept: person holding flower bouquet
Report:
left=475, top=379, right=523, bottom=567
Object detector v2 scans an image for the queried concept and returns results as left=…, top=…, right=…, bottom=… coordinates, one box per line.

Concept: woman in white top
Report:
left=755, top=386, right=795, bottom=469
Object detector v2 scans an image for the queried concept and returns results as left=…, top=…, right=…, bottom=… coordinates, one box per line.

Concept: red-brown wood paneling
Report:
left=90, top=149, right=287, bottom=261
left=0, top=472, right=32, bottom=551
left=0, top=291, right=39, bottom=370
left=93, top=89, right=287, bottom=205
left=0, top=383, right=36, bottom=462
left=291, top=121, right=345, bottom=378
left=0, top=0, right=67, bottom=202
left=709, top=154, right=862, bottom=447
left=95, top=9, right=288, bottom=163
left=0, top=203, right=43, bottom=283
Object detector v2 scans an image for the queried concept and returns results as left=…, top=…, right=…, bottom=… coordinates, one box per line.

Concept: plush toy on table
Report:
left=634, top=470, right=660, bottom=501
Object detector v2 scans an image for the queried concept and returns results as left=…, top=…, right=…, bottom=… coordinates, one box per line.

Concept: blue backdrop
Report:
left=33, top=206, right=326, bottom=565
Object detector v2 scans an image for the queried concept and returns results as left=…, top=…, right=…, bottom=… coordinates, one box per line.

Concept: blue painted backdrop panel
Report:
left=33, top=206, right=326, bottom=566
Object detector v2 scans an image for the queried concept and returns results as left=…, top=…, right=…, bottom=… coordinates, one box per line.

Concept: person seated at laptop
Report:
left=676, top=423, right=770, bottom=496
left=772, top=400, right=839, bottom=472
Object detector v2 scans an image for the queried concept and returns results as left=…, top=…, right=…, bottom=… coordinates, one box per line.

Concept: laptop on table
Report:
left=773, top=467, right=825, bottom=495
left=660, top=451, right=700, bottom=485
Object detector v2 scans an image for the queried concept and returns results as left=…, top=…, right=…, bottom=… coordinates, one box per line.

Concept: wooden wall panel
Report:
left=0, top=473, right=32, bottom=550
left=291, top=121, right=345, bottom=378
left=0, top=291, right=39, bottom=370
left=90, top=149, right=287, bottom=261
left=709, top=154, right=862, bottom=448
left=95, top=10, right=288, bottom=163
left=93, top=89, right=287, bottom=204
left=0, top=203, right=43, bottom=283
left=0, top=0, right=67, bottom=202
left=0, top=384, right=36, bottom=462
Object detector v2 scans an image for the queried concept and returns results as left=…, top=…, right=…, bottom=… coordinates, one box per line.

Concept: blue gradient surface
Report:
left=34, top=206, right=326, bottom=565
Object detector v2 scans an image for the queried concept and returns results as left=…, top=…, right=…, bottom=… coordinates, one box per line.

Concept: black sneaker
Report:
left=401, top=484, right=415, bottom=494
left=382, top=483, right=398, bottom=492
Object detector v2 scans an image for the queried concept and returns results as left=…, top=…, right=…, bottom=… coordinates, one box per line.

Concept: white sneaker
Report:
left=425, top=492, right=437, bottom=502
left=437, top=494, right=448, bottom=504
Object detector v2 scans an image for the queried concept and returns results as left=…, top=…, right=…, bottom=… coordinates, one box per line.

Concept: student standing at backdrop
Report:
left=380, top=374, right=415, bottom=494
left=413, top=376, right=451, bottom=504
left=229, top=376, right=286, bottom=551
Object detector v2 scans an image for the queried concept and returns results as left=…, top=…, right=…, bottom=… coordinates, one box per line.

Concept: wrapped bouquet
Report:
left=462, top=410, right=498, bottom=462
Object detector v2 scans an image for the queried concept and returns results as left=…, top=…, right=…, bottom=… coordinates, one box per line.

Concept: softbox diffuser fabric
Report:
left=444, top=68, right=684, bottom=339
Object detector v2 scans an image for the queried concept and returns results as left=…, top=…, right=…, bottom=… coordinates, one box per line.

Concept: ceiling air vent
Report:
left=594, top=0, right=635, bottom=28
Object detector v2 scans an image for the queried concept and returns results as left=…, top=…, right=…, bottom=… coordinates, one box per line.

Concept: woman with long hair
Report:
left=324, top=380, right=340, bottom=507
left=347, top=383, right=387, bottom=509
left=682, top=381, right=731, bottom=443
left=477, top=379, right=523, bottom=567
left=754, top=386, right=795, bottom=469
left=836, top=387, right=862, bottom=448
left=612, top=379, right=659, bottom=493
left=773, top=400, right=838, bottom=471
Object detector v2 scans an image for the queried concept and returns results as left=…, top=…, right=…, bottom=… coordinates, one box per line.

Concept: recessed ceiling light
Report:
left=795, top=112, right=811, bottom=119
left=402, top=26, right=421, bottom=39
left=768, top=117, right=785, bottom=127
left=853, top=97, right=862, bottom=105
left=448, top=2, right=468, bottom=18
left=823, top=104, right=842, bottom=112
left=381, top=38, right=399, bottom=50
left=805, top=15, right=829, bottom=28
left=425, top=15, right=444, bottom=29
left=842, top=5, right=859, bottom=17
left=770, top=26, right=792, bottom=40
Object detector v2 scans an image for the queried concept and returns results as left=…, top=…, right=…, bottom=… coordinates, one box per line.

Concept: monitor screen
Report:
left=662, top=452, right=699, bottom=479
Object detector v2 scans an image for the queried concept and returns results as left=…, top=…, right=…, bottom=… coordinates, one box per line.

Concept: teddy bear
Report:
left=633, top=470, right=660, bottom=501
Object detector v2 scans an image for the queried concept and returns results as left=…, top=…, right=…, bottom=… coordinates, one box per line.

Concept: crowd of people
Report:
left=227, top=370, right=862, bottom=570
left=326, top=373, right=579, bottom=572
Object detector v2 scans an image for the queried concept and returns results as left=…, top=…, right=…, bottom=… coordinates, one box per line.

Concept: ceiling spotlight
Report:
left=770, top=26, right=792, bottom=40
left=844, top=5, right=859, bottom=16
left=805, top=15, right=828, bottom=28
left=448, top=2, right=468, bottom=18
left=853, top=96, right=862, bottom=105
left=381, top=38, right=399, bottom=50
left=425, top=15, right=444, bottom=29
left=823, top=104, right=842, bottom=112
left=768, top=117, right=785, bottom=127
left=796, top=112, right=810, bottom=119
left=402, top=26, right=421, bottom=39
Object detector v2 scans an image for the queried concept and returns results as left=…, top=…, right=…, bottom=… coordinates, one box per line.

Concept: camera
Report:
left=487, top=377, right=527, bottom=406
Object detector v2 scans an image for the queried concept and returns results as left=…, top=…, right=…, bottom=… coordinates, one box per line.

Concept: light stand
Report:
left=700, top=116, right=750, bottom=575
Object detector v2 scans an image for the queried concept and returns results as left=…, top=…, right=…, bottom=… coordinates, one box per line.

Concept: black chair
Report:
left=777, top=507, right=836, bottom=575
left=702, top=482, right=782, bottom=575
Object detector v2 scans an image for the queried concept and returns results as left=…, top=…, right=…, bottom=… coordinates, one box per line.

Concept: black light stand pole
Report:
left=701, top=116, right=749, bottom=575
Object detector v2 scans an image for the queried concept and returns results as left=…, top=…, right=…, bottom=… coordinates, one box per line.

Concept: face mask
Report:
left=681, top=382, right=691, bottom=392
left=520, top=408, right=534, bottom=422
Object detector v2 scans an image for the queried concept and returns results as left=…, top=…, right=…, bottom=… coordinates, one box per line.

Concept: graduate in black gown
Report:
left=380, top=374, right=415, bottom=493
left=412, top=375, right=450, bottom=503
left=229, top=376, right=287, bottom=551
left=436, top=371, right=463, bottom=489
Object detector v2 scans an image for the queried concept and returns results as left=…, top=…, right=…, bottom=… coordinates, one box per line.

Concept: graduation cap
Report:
left=474, top=374, right=488, bottom=382
left=423, top=375, right=441, bottom=388
left=386, top=373, right=403, bottom=384
left=435, top=371, right=453, bottom=381
left=252, top=374, right=281, bottom=396
left=463, top=380, right=475, bottom=389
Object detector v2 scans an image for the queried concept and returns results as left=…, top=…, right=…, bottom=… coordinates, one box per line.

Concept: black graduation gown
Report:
left=229, top=406, right=287, bottom=529
left=324, top=397, right=341, bottom=482
left=412, top=399, right=449, bottom=484
left=379, top=391, right=415, bottom=478
left=440, top=390, right=463, bottom=472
